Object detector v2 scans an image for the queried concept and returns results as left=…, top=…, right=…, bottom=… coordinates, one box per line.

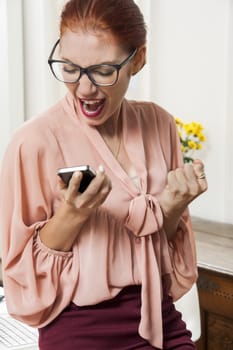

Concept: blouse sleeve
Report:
left=0, top=125, right=79, bottom=327
left=164, top=115, right=198, bottom=300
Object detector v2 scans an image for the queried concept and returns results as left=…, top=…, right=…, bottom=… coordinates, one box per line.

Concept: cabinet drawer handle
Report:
left=198, top=275, right=219, bottom=292
left=198, top=275, right=233, bottom=300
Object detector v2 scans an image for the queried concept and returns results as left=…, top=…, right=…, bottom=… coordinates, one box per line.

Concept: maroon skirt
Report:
left=38, top=285, right=195, bottom=349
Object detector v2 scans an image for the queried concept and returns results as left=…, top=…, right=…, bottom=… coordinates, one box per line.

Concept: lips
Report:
left=79, top=98, right=105, bottom=118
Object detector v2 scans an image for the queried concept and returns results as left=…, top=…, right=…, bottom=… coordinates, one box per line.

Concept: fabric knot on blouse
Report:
left=125, top=194, right=163, bottom=236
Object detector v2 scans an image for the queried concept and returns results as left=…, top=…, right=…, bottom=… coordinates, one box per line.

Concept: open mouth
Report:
left=80, top=99, right=105, bottom=118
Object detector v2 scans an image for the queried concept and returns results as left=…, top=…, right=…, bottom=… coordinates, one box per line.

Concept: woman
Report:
left=0, top=0, right=207, bottom=349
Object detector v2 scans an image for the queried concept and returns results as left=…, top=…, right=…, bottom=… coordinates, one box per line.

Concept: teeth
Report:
left=83, top=100, right=99, bottom=105
left=82, top=100, right=103, bottom=112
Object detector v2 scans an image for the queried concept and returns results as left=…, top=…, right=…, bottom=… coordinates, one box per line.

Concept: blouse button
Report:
left=135, top=237, right=141, bottom=244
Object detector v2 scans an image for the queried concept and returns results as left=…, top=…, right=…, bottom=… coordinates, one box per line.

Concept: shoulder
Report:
left=18, top=99, right=66, bottom=137
left=3, top=98, right=67, bottom=160
left=123, top=99, right=175, bottom=129
left=10, top=97, right=69, bottom=144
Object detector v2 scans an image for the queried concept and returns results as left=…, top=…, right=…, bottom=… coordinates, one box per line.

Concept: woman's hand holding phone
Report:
left=39, top=165, right=112, bottom=252
left=58, top=165, right=112, bottom=217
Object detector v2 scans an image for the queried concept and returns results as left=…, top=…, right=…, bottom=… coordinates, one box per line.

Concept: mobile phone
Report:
left=57, top=165, right=96, bottom=193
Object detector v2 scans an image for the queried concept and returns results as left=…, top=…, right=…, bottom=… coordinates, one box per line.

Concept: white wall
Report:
left=128, top=0, right=233, bottom=224
left=225, top=0, right=233, bottom=223
left=0, top=0, right=232, bottom=224
left=0, top=0, right=25, bottom=161
left=22, top=0, right=65, bottom=119
left=0, top=0, right=66, bottom=155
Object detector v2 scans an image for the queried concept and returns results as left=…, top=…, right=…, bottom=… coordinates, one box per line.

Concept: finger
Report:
left=85, top=173, right=112, bottom=207
left=167, top=168, right=187, bottom=191
left=183, top=163, right=197, bottom=180
left=57, top=175, right=67, bottom=190
left=83, top=165, right=106, bottom=197
left=183, top=163, right=206, bottom=197
left=192, top=160, right=208, bottom=192
left=167, top=166, right=200, bottom=200
left=192, top=159, right=205, bottom=178
left=90, top=182, right=112, bottom=208
left=98, top=176, right=112, bottom=198
left=68, top=171, right=83, bottom=196
left=193, top=158, right=204, bottom=168
left=78, top=180, right=111, bottom=209
left=98, top=164, right=105, bottom=174
left=180, top=163, right=207, bottom=192
left=77, top=166, right=111, bottom=207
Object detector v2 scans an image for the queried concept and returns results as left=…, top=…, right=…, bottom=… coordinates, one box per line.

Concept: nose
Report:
left=76, top=73, right=98, bottom=95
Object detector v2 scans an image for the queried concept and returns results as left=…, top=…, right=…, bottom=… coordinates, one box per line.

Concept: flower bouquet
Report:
left=175, top=117, right=206, bottom=163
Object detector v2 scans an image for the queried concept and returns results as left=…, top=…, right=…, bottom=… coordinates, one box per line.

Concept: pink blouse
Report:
left=0, top=93, right=197, bottom=349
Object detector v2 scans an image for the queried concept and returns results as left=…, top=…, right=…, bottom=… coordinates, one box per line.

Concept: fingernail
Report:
left=98, top=165, right=105, bottom=173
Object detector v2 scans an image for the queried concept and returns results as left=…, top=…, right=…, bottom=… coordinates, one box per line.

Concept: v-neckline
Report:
left=70, top=97, right=148, bottom=195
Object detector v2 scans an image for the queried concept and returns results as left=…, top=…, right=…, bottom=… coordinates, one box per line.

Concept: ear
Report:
left=131, top=46, right=146, bottom=75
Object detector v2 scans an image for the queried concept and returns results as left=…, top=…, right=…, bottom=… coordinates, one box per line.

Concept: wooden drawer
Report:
left=196, top=268, right=233, bottom=350
left=197, top=268, right=233, bottom=319
left=207, top=313, right=233, bottom=350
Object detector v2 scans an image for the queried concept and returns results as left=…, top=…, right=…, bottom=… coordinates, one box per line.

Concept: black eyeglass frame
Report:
left=48, top=39, right=137, bottom=87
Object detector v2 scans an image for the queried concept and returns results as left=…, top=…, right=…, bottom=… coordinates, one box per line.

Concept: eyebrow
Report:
left=60, top=56, right=121, bottom=66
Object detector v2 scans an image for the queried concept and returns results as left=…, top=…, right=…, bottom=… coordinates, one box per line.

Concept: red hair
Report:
left=60, top=0, right=147, bottom=51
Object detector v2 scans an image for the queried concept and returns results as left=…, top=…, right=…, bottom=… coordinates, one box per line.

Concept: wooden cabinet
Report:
left=196, top=268, right=233, bottom=349
left=193, top=218, right=233, bottom=350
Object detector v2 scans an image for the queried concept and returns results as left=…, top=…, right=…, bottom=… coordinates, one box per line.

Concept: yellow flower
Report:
left=175, top=117, right=183, bottom=126
left=181, top=145, right=186, bottom=153
left=188, top=140, right=197, bottom=149
left=175, top=116, right=206, bottom=163
left=199, top=134, right=206, bottom=142
left=184, top=124, right=194, bottom=134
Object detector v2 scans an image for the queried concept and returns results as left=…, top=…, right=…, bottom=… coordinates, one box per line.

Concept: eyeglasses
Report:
left=48, top=39, right=137, bottom=87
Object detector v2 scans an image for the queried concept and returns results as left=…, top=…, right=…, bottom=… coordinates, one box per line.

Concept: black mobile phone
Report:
left=57, top=165, right=96, bottom=193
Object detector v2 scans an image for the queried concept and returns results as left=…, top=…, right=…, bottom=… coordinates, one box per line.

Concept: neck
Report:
left=97, top=108, right=123, bottom=158
left=98, top=107, right=121, bottom=139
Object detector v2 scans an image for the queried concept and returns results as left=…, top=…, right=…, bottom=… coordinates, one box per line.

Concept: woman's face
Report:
left=60, top=29, right=135, bottom=127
